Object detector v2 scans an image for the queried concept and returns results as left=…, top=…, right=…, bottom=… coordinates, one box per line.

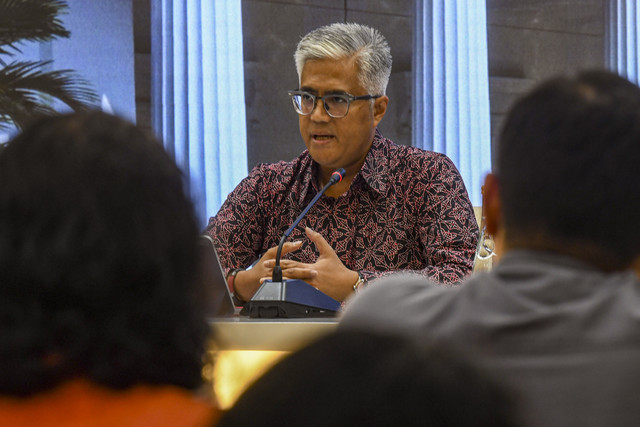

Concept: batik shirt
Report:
left=207, top=130, right=478, bottom=285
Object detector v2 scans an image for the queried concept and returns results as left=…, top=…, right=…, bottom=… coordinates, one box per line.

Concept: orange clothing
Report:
left=0, top=379, right=219, bottom=427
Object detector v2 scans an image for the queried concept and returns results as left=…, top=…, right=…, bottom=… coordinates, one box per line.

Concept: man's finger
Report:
left=281, top=240, right=303, bottom=255
left=305, top=227, right=333, bottom=256
left=280, top=267, right=318, bottom=280
left=264, top=240, right=302, bottom=257
left=263, top=259, right=306, bottom=269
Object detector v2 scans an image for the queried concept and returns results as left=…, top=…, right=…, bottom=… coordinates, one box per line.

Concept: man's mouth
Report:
left=312, top=134, right=334, bottom=142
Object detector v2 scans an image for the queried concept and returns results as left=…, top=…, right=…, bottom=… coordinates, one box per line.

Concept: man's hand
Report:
left=262, top=227, right=359, bottom=302
left=233, top=240, right=302, bottom=301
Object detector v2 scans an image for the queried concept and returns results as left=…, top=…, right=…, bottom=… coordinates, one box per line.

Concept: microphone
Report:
left=241, top=168, right=346, bottom=318
left=272, top=168, right=345, bottom=282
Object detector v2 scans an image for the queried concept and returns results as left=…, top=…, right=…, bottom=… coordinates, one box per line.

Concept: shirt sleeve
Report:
left=419, top=154, right=479, bottom=283
left=339, top=273, right=443, bottom=333
left=361, top=154, right=478, bottom=286
left=205, top=166, right=268, bottom=277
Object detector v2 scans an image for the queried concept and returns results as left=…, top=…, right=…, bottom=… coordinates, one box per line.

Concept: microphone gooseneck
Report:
left=271, top=168, right=346, bottom=282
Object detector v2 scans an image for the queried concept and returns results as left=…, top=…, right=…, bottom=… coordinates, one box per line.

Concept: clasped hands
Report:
left=233, top=227, right=358, bottom=302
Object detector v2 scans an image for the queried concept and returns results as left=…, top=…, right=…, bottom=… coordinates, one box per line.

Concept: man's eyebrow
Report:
left=299, top=87, right=349, bottom=96
left=324, top=90, right=349, bottom=95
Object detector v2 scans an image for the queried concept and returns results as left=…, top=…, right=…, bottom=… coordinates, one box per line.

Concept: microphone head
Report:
left=330, top=168, right=346, bottom=184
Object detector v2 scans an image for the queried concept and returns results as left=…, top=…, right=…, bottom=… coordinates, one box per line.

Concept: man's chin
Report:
left=311, top=157, right=342, bottom=172
left=307, top=147, right=337, bottom=164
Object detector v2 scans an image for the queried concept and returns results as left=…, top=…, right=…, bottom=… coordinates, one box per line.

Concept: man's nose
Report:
left=310, top=97, right=331, bottom=121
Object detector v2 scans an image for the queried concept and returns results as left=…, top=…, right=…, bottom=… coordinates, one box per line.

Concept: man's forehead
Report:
left=300, top=57, right=359, bottom=77
left=299, top=58, right=362, bottom=93
left=299, top=86, right=349, bottom=95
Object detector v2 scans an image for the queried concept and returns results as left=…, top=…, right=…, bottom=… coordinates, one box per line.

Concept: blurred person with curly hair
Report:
left=0, top=112, right=218, bottom=426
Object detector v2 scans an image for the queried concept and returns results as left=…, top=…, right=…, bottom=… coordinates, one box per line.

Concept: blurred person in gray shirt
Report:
left=340, top=70, right=640, bottom=427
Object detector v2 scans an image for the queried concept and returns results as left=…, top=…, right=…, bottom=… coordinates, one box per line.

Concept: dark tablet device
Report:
left=197, top=234, right=236, bottom=317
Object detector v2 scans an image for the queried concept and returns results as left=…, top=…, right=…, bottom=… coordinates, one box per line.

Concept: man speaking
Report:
left=207, top=22, right=478, bottom=304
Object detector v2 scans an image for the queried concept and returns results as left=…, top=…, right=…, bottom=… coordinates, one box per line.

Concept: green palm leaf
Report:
left=0, top=0, right=100, bottom=130
left=0, top=0, right=70, bottom=57
left=0, top=60, right=99, bottom=129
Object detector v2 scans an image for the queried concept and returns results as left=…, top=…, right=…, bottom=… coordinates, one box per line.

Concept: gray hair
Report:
left=294, top=23, right=392, bottom=95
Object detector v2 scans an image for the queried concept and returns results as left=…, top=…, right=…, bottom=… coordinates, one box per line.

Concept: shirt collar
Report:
left=357, top=128, right=390, bottom=195
left=296, top=152, right=317, bottom=206
left=496, top=249, right=606, bottom=275
left=297, top=128, right=391, bottom=205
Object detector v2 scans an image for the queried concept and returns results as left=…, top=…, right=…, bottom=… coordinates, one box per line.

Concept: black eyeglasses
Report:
left=287, top=90, right=381, bottom=118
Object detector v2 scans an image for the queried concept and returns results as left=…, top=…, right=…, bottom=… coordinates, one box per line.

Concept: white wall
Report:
left=53, top=0, right=136, bottom=121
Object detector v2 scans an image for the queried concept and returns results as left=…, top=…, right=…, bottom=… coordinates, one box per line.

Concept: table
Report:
left=211, top=316, right=338, bottom=351
left=209, top=316, right=338, bottom=408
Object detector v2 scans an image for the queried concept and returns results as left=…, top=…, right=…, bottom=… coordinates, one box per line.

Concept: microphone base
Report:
left=240, top=279, right=341, bottom=318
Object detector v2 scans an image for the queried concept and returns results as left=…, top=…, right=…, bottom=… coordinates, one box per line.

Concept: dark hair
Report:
left=218, top=331, right=520, bottom=427
left=0, top=112, right=209, bottom=395
left=496, top=70, right=640, bottom=268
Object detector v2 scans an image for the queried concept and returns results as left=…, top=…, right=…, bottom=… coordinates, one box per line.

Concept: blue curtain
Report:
left=151, top=0, right=248, bottom=227
left=413, top=0, right=491, bottom=206
left=606, top=0, right=640, bottom=84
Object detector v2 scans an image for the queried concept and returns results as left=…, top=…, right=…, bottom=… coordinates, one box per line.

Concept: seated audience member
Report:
left=206, top=22, right=478, bottom=304
left=0, top=112, right=217, bottom=426
left=340, top=70, right=640, bottom=427
left=218, top=330, right=521, bottom=427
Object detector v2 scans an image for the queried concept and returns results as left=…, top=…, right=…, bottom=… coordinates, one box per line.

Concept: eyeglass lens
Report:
left=293, top=93, right=349, bottom=118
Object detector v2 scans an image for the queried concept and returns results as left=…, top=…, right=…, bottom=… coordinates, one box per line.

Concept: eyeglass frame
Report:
left=287, top=90, right=382, bottom=118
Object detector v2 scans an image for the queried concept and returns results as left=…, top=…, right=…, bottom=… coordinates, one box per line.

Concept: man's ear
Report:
left=483, top=173, right=502, bottom=237
left=632, top=257, right=640, bottom=280
left=372, top=96, right=388, bottom=127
